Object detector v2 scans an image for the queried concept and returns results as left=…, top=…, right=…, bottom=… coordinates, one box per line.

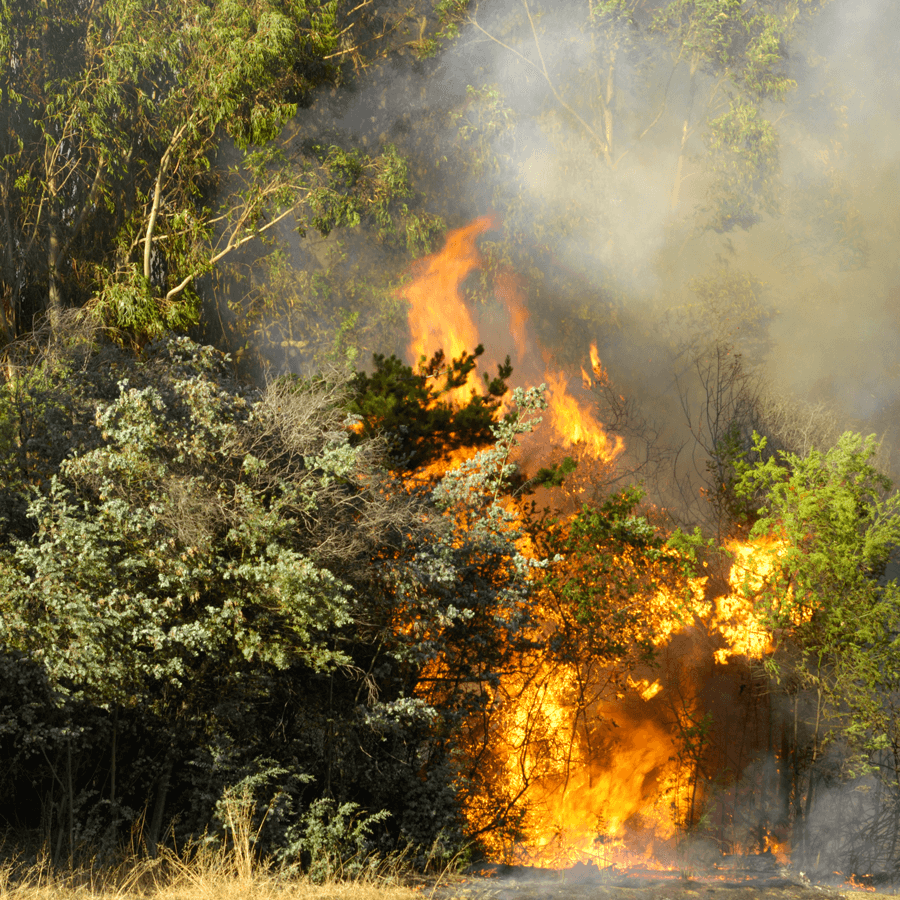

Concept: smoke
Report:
left=406, top=0, right=900, bottom=471
left=225, top=10, right=900, bottom=870
left=216, top=0, right=899, bottom=518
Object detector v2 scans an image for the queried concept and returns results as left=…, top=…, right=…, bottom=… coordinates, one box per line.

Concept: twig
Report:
left=469, top=1, right=612, bottom=164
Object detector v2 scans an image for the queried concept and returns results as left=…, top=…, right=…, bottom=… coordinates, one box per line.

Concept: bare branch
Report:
left=469, top=2, right=612, bottom=163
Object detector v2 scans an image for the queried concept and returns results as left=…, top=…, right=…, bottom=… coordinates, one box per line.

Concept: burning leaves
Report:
left=712, top=536, right=792, bottom=665
left=396, top=217, right=892, bottom=879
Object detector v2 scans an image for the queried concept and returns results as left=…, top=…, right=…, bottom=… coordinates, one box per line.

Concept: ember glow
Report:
left=404, top=219, right=803, bottom=871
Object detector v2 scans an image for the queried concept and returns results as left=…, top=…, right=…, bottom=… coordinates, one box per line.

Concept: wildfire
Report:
left=464, top=534, right=801, bottom=869
left=467, top=651, right=691, bottom=868
left=589, top=344, right=604, bottom=380
left=402, top=217, right=799, bottom=874
left=544, top=370, right=624, bottom=464
left=402, top=215, right=496, bottom=402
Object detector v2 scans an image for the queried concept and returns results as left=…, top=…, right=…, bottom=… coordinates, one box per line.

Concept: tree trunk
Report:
left=54, top=794, right=67, bottom=866
left=146, top=753, right=174, bottom=859
left=66, top=738, right=75, bottom=867
left=47, top=176, right=63, bottom=330
left=670, top=56, right=699, bottom=211
left=110, top=708, right=117, bottom=806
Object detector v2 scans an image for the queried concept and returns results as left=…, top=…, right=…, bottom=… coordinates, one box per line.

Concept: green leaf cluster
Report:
left=0, top=327, right=543, bottom=864
left=346, top=346, right=512, bottom=471
left=733, top=431, right=900, bottom=766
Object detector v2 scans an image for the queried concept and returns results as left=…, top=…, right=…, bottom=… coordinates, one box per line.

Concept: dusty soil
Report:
left=434, top=865, right=895, bottom=900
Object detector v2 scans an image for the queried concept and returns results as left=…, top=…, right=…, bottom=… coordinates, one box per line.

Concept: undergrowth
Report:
left=0, top=791, right=464, bottom=900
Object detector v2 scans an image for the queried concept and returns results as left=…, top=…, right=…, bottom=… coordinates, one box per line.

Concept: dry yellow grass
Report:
left=0, top=851, right=431, bottom=900
left=0, top=793, right=458, bottom=900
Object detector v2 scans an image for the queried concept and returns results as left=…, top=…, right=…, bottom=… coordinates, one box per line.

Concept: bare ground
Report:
left=433, top=865, right=895, bottom=900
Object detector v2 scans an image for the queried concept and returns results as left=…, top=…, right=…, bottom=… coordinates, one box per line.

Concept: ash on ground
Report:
left=434, top=856, right=895, bottom=900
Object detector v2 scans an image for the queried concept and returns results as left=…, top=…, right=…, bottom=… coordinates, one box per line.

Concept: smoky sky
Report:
left=280, top=0, right=900, bottom=487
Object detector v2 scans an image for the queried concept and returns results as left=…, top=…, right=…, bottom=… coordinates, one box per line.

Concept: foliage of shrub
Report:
left=0, top=323, right=540, bottom=870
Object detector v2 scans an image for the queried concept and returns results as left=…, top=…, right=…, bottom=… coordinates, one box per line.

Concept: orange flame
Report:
left=590, top=343, right=605, bottom=381
left=401, top=220, right=804, bottom=870
left=544, top=370, right=624, bottom=464
left=403, top=218, right=625, bottom=470
left=713, top=536, right=792, bottom=665
left=461, top=532, right=806, bottom=868
left=402, top=216, right=496, bottom=400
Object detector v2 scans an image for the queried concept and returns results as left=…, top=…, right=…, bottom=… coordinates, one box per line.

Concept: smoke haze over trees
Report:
left=3, top=0, right=900, bottom=884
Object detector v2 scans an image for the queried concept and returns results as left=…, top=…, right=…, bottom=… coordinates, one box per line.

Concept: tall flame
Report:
left=402, top=215, right=496, bottom=400
left=402, top=217, right=624, bottom=466
left=402, top=218, right=800, bottom=870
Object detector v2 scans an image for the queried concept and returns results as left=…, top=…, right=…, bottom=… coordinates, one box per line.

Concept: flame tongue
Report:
left=402, top=215, right=497, bottom=400
left=402, top=216, right=625, bottom=466
left=544, top=370, right=624, bottom=463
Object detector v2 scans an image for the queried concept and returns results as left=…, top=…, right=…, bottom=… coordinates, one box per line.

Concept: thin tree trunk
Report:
left=66, top=738, right=75, bottom=867
left=110, top=708, right=117, bottom=806
left=54, top=794, right=67, bottom=866
left=146, top=753, right=174, bottom=859
left=670, top=56, right=699, bottom=211
left=40, top=0, right=61, bottom=330
left=0, top=116, right=18, bottom=341
left=670, top=121, right=689, bottom=211
left=144, top=123, right=189, bottom=283
left=47, top=175, right=63, bottom=330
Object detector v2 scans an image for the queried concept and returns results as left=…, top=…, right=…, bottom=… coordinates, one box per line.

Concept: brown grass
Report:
left=0, top=849, right=430, bottom=900
left=0, top=794, right=442, bottom=900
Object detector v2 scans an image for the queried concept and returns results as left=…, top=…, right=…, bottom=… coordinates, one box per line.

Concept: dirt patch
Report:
left=434, top=867, right=892, bottom=900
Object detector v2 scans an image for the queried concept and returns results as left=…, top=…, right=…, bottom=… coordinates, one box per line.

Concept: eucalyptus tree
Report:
left=653, top=0, right=824, bottom=227
left=0, top=0, right=441, bottom=345
left=446, top=0, right=827, bottom=238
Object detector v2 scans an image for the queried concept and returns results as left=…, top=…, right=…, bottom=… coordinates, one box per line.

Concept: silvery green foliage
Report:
left=275, top=797, right=391, bottom=881
left=433, top=385, right=546, bottom=504
left=0, top=332, right=548, bottom=864
left=3, top=338, right=372, bottom=707
left=414, top=385, right=549, bottom=665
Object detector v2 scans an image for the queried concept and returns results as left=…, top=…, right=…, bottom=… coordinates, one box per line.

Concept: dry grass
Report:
left=0, top=795, right=442, bottom=900
left=0, top=849, right=430, bottom=900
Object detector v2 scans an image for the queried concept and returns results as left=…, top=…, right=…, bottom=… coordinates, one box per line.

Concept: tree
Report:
left=0, top=326, right=402, bottom=856
left=654, top=0, right=814, bottom=223
left=733, top=430, right=900, bottom=866
left=346, top=346, right=512, bottom=471
left=0, top=0, right=439, bottom=345
left=0, top=322, right=543, bottom=864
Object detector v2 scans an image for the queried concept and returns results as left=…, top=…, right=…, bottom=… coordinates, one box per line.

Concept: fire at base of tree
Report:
left=4, top=0, right=900, bottom=890
left=393, top=219, right=900, bottom=886
left=0, top=228, right=898, bottom=892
